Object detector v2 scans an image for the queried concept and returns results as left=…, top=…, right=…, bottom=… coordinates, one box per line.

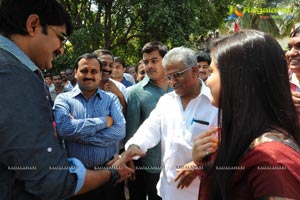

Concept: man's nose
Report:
left=85, top=71, right=93, bottom=78
left=54, top=48, right=64, bottom=58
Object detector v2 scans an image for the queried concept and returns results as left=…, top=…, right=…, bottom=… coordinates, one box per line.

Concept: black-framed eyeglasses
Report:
left=48, top=26, right=68, bottom=46
left=166, top=68, right=191, bottom=81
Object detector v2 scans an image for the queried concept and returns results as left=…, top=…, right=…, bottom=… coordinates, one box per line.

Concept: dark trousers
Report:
left=128, top=161, right=161, bottom=200
left=69, top=181, right=125, bottom=200
left=69, top=150, right=127, bottom=200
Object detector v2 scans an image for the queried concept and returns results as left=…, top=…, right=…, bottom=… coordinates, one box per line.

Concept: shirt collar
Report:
left=199, top=79, right=213, bottom=100
left=71, top=84, right=102, bottom=99
left=140, top=75, right=173, bottom=93
left=289, top=71, right=300, bottom=87
left=140, top=75, right=151, bottom=87
left=0, top=35, right=39, bottom=72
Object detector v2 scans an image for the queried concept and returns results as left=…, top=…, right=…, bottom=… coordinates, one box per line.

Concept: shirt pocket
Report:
left=188, top=123, right=210, bottom=141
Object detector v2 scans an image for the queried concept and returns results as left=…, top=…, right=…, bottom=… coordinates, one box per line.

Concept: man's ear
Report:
left=26, top=14, right=40, bottom=35
left=74, top=69, right=78, bottom=79
left=191, top=65, right=199, bottom=78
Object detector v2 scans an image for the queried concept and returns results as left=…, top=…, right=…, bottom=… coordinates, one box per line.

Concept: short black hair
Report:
left=44, top=73, right=53, bottom=80
left=0, top=0, right=73, bottom=37
left=141, top=41, right=168, bottom=58
left=93, top=49, right=114, bottom=60
left=52, top=73, right=62, bottom=79
left=114, top=57, right=126, bottom=68
left=74, top=53, right=102, bottom=71
left=196, top=50, right=211, bottom=65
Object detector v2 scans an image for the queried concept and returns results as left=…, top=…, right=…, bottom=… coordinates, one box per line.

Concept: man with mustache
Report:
left=94, top=49, right=128, bottom=114
left=0, top=1, right=133, bottom=199
left=53, top=53, right=127, bottom=200
left=125, top=41, right=173, bottom=200
left=196, top=50, right=211, bottom=82
left=124, top=47, right=218, bottom=200
left=93, top=49, right=129, bottom=199
left=60, top=68, right=74, bottom=90
left=49, top=73, right=70, bottom=101
left=286, top=26, right=300, bottom=116
left=112, top=56, right=134, bottom=88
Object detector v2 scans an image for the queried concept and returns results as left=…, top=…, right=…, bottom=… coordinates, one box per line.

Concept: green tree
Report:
left=53, top=0, right=241, bottom=71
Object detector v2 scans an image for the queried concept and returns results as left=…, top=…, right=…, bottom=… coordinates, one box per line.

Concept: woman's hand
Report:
left=192, top=128, right=218, bottom=164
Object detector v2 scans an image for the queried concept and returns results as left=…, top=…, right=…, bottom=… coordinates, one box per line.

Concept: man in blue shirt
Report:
left=0, top=1, right=133, bottom=199
left=54, top=53, right=126, bottom=199
left=112, top=56, right=134, bottom=88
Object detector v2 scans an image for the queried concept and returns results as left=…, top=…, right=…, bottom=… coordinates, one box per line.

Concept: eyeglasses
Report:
left=48, top=26, right=68, bottom=47
left=143, top=58, right=159, bottom=66
left=166, top=68, right=191, bottom=81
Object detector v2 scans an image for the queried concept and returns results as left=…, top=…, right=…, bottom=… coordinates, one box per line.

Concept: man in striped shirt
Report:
left=54, top=53, right=126, bottom=199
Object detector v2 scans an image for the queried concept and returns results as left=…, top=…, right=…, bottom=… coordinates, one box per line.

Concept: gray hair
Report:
left=162, top=47, right=197, bottom=69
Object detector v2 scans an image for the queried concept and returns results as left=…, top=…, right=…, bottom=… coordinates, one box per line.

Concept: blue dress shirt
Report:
left=54, top=85, right=126, bottom=167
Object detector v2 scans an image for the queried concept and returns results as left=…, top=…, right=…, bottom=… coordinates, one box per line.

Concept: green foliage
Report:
left=53, top=0, right=254, bottom=69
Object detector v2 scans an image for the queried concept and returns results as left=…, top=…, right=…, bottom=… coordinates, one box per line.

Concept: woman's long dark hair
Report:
left=210, top=29, right=300, bottom=199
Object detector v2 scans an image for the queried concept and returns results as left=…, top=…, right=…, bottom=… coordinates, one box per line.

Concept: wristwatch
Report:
left=108, top=168, right=120, bottom=186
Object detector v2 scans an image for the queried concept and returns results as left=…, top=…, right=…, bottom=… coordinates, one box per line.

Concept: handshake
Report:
left=106, top=145, right=146, bottom=184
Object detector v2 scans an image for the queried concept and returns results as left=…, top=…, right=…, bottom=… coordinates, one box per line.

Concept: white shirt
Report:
left=125, top=81, right=218, bottom=200
left=48, top=83, right=54, bottom=91
left=289, top=71, right=300, bottom=92
left=64, top=81, right=74, bottom=91
left=124, top=72, right=136, bottom=85
left=110, top=78, right=128, bottom=101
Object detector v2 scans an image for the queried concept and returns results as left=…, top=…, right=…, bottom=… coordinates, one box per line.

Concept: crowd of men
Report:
left=1, top=0, right=300, bottom=200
